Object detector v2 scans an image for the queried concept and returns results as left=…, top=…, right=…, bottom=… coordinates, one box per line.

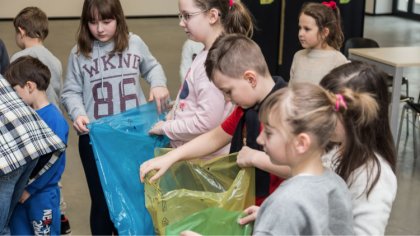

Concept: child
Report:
left=0, top=39, right=9, bottom=75
left=141, top=34, right=289, bottom=205
left=11, top=7, right=63, bottom=109
left=11, top=8, right=72, bottom=233
left=179, top=39, right=204, bottom=83
left=320, top=61, right=397, bottom=235
left=5, top=56, right=68, bottom=235
left=60, top=0, right=169, bottom=234
left=148, top=0, right=254, bottom=158
left=247, top=83, right=367, bottom=235
left=289, top=1, right=348, bottom=85
left=0, top=74, right=65, bottom=235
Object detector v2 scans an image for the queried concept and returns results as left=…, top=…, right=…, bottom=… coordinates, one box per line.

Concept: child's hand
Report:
left=73, top=115, right=90, bottom=133
left=180, top=230, right=202, bottom=236
left=237, top=146, right=259, bottom=167
left=19, top=190, right=31, bottom=203
left=238, top=205, right=260, bottom=225
left=149, top=121, right=165, bottom=135
left=139, top=153, right=176, bottom=183
left=149, top=86, right=170, bottom=114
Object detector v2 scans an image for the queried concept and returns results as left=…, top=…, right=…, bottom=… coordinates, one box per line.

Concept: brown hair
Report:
left=5, top=56, right=51, bottom=91
left=320, top=61, right=397, bottom=196
left=259, top=83, right=378, bottom=154
left=205, top=34, right=270, bottom=80
left=192, top=0, right=254, bottom=37
left=300, top=2, right=344, bottom=50
left=77, top=0, right=129, bottom=57
left=13, top=7, right=49, bottom=40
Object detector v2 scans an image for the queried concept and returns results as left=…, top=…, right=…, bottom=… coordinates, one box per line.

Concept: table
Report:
left=349, top=47, right=420, bottom=143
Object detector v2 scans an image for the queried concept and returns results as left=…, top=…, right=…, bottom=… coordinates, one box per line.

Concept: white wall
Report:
left=365, top=0, right=393, bottom=14
left=0, top=0, right=178, bottom=19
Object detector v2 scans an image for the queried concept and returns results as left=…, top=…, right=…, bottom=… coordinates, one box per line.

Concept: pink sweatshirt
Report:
left=162, top=50, right=232, bottom=158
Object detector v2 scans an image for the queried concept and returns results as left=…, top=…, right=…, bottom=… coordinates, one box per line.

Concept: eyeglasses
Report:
left=178, top=10, right=208, bottom=22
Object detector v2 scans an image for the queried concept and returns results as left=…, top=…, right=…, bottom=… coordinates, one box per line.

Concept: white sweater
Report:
left=323, top=150, right=397, bottom=235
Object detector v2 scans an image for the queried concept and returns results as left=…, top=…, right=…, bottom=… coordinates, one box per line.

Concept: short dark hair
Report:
left=205, top=34, right=270, bottom=81
left=5, top=56, right=51, bottom=91
left=14, top=7, right=49, bottom=40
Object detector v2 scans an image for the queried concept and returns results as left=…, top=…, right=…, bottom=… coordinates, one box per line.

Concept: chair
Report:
left=396, top=92, right=420, bottom=159
left=344, top=37, right=410, bottom=98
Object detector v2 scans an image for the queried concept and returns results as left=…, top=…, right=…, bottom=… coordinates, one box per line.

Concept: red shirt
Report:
left=221, top=106, right=283, bottom=205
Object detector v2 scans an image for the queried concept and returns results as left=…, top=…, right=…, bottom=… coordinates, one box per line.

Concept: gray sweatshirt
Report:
left=61, top=33, right=167, bottom=123
left=11, top=45, right=63, bottom=109
left=254, top=169, right=354, bottom=235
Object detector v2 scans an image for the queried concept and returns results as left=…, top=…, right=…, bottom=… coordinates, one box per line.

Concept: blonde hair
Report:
left=259, top=83, right=378, bottom=151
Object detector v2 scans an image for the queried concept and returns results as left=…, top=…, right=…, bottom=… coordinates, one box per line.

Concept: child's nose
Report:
left=256, top=133, right=264, bottom=145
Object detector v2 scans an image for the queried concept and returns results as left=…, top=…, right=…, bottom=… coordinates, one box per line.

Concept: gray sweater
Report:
left=61, top=33, right=167, bottom=123
left=11, top=45, right=62, bottom=109
left=254, top=169, right=354, bottom=235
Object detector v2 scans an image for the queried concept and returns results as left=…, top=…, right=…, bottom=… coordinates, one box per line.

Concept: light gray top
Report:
left=61, top=33, right=167, bottom=123
left=11, top=45, right=63, bottom=109
left=254, top=169, right=354, bottom=235
left=289, top=48, right=348, bottom=85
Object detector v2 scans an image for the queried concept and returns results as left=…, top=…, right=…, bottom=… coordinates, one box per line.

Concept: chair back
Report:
left=344, top=37, right=380, bottom=58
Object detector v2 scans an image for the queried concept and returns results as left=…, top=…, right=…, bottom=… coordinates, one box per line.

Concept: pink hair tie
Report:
left=322, top=1, right=337, bottom=10
left=229, top=0, right=234, bottom=9
left=335, top=94, right=347, bottom=111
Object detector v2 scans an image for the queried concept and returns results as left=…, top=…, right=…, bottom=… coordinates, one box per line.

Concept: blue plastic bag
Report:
left=88, top=102, right=169, bottom=235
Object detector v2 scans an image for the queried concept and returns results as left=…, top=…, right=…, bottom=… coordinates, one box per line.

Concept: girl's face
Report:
left=178, top=0, right=210, bottom=43
left=88, top=11, right=117, bottom=43
left=298, top=13, right=325, bottom=50
left=257, top=122, right=292, bottom=166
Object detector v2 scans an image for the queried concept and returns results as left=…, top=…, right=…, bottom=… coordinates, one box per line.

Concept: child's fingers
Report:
left=149, top=169, right=164, bottom=183
left=155, top=99, right=162, bottom=114
left=238, top=214, right=256, bottom=225
left=139, top=161, right=151, bottom=182
left=243, top=205, right=258, bottom=214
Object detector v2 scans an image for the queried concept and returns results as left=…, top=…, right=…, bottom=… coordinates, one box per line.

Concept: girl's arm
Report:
left=140, top=126, right=231, bottom=182
left=135, top=35, right=169, bottom=112
left=237, top=147, right=291, bottom=178
left=161, top=74, right=230, bottom=142
left=61, top=47, right=88, bottom=122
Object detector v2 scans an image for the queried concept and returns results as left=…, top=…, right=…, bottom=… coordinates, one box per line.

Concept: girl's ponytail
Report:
left=193, top=0, right=254, bottom=38
left=224, top=1, right=254, bottom=37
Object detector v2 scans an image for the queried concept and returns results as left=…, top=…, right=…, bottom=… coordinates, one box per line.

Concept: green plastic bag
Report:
left=144, top=148, right=255, bottom=235
left=166, top=207, right=253, bottom=235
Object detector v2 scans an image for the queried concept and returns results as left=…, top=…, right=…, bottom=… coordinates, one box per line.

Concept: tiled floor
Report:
left=0, top=15, right=419, bottom=235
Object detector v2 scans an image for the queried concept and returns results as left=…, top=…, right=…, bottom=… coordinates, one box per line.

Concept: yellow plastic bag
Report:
left=144, top=148, right=255, bottom=235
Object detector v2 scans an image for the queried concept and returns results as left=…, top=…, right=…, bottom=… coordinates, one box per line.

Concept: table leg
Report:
left=390, top=67, right=403, bottom=144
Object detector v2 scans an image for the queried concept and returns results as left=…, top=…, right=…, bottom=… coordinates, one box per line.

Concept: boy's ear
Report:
left=243, top=70, right=258, bottom=88
left=208, top=8, right=220, bottom=24
left=293, top=133, right=311, bottom=154
left=17, top=27, right=26, bottom=37
left=26, top=81, right=37, bottom=93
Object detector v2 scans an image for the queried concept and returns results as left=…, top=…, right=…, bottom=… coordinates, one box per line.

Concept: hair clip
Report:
left=229, top=0, right=234, bottom=10
left=322, top=1, right=337, bottom=10
left=334, top=94, right=347, bottom=111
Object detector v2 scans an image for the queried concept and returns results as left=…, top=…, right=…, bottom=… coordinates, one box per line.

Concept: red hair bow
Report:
left=229, top=0, right=234, bottom=8
left=322, top=1, right=337, bottom=10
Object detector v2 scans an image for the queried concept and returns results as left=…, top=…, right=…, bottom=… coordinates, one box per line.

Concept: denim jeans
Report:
left=0, top=158, right=38, bottom=235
